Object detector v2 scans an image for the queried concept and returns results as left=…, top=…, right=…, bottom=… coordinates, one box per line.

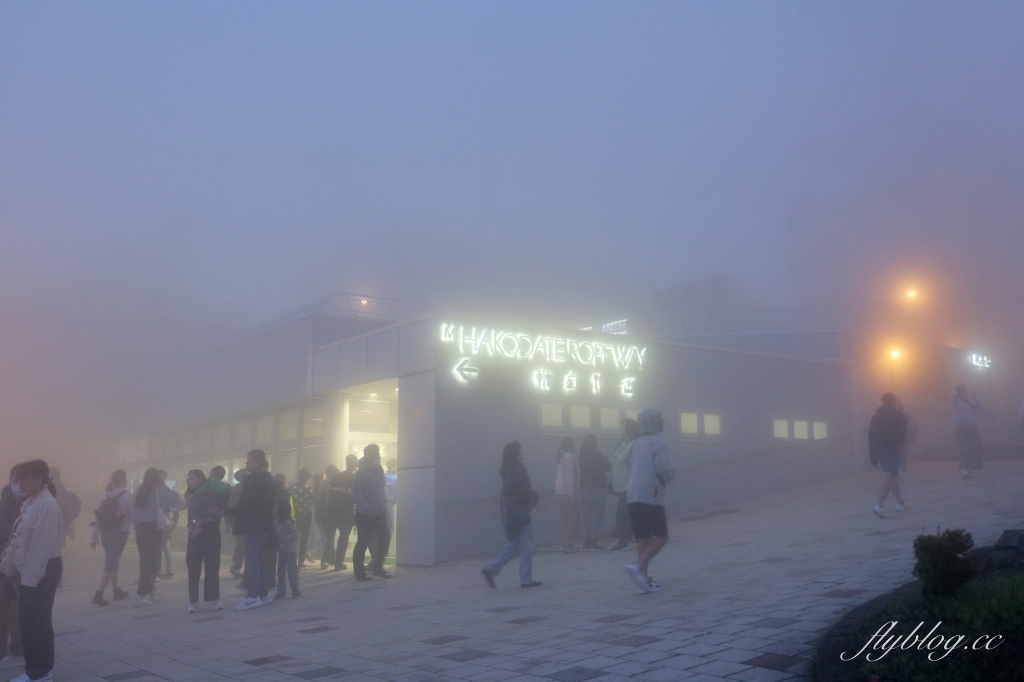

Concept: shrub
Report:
left=913, top=528, right=977, bottom=597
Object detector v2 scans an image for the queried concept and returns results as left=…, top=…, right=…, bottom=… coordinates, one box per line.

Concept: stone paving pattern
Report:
left=28, top=461, right=1024, bottom=682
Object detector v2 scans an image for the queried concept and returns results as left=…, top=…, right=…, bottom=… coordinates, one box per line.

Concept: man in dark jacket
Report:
left=351, top=445, right=391, bottom=581
left=314, top=465, right=338, bottom=568
left=868, top=393, right=909, bottom=518
left=225, top=450, right=276, bottom=609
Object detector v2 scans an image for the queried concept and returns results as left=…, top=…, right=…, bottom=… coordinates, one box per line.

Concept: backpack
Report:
left=95, top=491, right=128, bottom=532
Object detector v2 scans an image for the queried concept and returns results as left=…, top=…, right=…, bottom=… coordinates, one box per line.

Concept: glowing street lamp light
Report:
left=889, top=349, right=900, bottom=390
left=891, top=350, right=900, bottom=359
left=906, top=290, right=917, bottom=299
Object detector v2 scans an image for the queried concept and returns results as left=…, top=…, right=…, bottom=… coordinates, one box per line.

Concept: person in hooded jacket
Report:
left=623, top=408, right=673, bottom=595
left=868, top=393, right=909, bottom=518
left=481, top=441, right=541, bottom=589
left=89, top=469, right=133, bottom=606
left=351, top=445, right=391, bottom=581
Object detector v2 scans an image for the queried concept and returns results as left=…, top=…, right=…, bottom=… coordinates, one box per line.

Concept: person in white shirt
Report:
left=554, top=437, right=580, bottom=552
left=0, top=460, right=63, bottom=682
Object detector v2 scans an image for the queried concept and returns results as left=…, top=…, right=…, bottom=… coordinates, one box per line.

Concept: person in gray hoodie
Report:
left=623, top=408, right=673, bottom=594
left=351, top=444, right=391, bottom=581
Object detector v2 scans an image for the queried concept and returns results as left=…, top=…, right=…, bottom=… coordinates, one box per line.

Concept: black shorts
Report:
left=628, top=502, right=667, bottom=540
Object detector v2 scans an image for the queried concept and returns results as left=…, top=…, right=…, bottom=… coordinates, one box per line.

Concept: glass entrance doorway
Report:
left=328, top=378, right=399, bottom=566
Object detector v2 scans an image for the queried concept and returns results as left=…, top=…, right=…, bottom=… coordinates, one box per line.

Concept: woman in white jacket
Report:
left=0, top=460, right=63, bottom=682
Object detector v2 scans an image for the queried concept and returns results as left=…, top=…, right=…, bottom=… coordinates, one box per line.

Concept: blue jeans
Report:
left=275, top=551, right=300, bottom=598
left=244, top=534, right=269, bottom=600
left=485, top=523, right=533, bottom=586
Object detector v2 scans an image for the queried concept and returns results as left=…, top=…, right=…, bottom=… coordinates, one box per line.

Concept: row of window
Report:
left=539, top=403, right=829, bottom=441
left=773, top=418, right=828, bottom=440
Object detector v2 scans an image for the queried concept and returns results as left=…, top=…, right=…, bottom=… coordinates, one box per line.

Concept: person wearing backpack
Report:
left=89, top=470, right=134, bottom=606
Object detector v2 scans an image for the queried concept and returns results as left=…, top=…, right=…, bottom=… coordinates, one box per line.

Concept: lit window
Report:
left=813, top=421, right=828, bottom=440
left=773, top=419, right=789, bottom=439
left=793, top=420, right=809, bottom=440
left=680, top=413, right=699, bottom=434
left=626, top=409, right=639, bottom=421
left=703, top=414, right=721, bottom=436
left=570, top=406, right=591, bottom=429
left=600, top=408, right=619, bottom=430
left=541, top=404, right=562, bottom=427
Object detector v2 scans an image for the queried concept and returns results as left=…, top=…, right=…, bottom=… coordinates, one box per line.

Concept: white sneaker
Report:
left=214, top=599, right=224, bottom=610
left=187, top=603, right=198, bottom=613
left=873, top=505, right=889, bottom=519
left=236, top=597, right=262, bottom=610
left=647, top=577, right=662, bottom=592
left=896, top=502, right=910, bottom=512
left=260, top=595, right=274, bottom=605
left=11, top=674, right=50, bottom=682
left=133, top=594, right=154, bottom=607
left=624, top=563, right=647, bottom=589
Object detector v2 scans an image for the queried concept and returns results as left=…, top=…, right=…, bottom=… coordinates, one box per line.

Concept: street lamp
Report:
left=906, top=290, right=917, bottom=299
left=889, top=350, right=900, bottom=390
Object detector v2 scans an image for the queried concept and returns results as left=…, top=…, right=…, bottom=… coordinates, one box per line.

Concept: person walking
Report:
left=0, top=466, right=25, bottom=666
left=481, top=441, right=541, bottom=589
left=624, top=408, right=673, bottom=595
left=609, top=418, right=640, bottom=552
left=577, top=434, right=611, bottom=551
left=953, top=384, right=984, bottom=478
left=184, top=469, right=229, bottom=613
left=869, top=393, right=909, bottom=518
left=0, top=460, right=63, bottom=682
left=131, top=468, right=184, bottom=606
left=554, top=437, right=580, bottom=553
left=288, top=469, right=315, bottom=568
left=314, top=465, right=339, bottom=569
left=273, top=499, right=301, bottom=600
left=351, top=445, right=391, bottom=581
left=89, top=469, right=133, bottom=606
left=226, top=450, right=276, bottom=610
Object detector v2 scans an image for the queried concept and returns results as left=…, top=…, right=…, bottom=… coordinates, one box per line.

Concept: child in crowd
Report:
left=274, top=500, right=301, bottom=599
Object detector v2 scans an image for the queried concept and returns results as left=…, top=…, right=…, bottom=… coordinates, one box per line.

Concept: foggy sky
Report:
left=2, top=1, right=1023, bottom=433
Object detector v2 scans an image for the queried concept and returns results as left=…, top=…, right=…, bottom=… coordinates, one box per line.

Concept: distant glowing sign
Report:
left=441, top=323, right=646, bottom=397
left=969, top=353, right=992, bottom=369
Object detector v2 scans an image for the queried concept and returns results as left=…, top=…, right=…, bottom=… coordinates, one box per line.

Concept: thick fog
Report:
left=2, top=1, right=1023, bottom=438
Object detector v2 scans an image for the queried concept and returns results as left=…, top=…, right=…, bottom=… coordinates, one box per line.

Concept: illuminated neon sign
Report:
left=969, top=353, right=992, bottom=369
left=441, top=323, right=645, bottom=397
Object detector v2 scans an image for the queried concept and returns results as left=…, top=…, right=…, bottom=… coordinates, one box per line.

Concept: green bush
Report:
left=913, top=528, right=977, bottom=597
left=858, top=573, right=1024, bottom=682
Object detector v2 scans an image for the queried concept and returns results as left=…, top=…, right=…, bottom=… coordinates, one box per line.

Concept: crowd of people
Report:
left=482, top=407, right=674, bottom=595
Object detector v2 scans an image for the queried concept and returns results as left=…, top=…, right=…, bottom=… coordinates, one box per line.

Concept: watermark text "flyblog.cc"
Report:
left=841, top=621, right=1004, bottom=662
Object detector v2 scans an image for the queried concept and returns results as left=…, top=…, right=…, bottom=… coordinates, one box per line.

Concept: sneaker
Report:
left=647, top=577, right=662, bottom=592
left=320, top=562, right=329, bottom=570
left=132, top=595, right=154, bottom=607
left=896, top=502, right=910, bottom=512
left=214, top=600, right=223, bottom=610
left=235, top=597, right=262, bottom=611
left=873, top=505, right=889, bottom=519
left=92, top=590, right=109, bottom=607
left=187, top=603, right=198, bottom=613
left=637, top=585, right=651, bottom=595
left=521, top=580, right=542, bottom=588
left=112, top=587, right=130, bottom=601
left=229, top=568, right=242, bottom=578
left=481, top=568, right=496, bottom=588
left=355, top=574, right=373, bottom=582
left=624, top=563, right=647, bottom=589
left=12, top=674, right=51, bottom=682
left=609, top=541, right=629, bottom=552
left=261, top=595, right=274, bottom=605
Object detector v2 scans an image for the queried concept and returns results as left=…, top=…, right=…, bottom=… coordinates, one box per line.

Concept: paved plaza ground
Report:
left=22, top=460, right=1024, bottom=682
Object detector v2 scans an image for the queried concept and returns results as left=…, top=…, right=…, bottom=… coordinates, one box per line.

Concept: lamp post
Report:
left=889, top=350, right=900, bottom=391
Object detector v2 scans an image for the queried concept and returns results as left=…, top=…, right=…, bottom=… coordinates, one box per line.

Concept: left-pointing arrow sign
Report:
left=453, top=357, right=479, bottom=383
